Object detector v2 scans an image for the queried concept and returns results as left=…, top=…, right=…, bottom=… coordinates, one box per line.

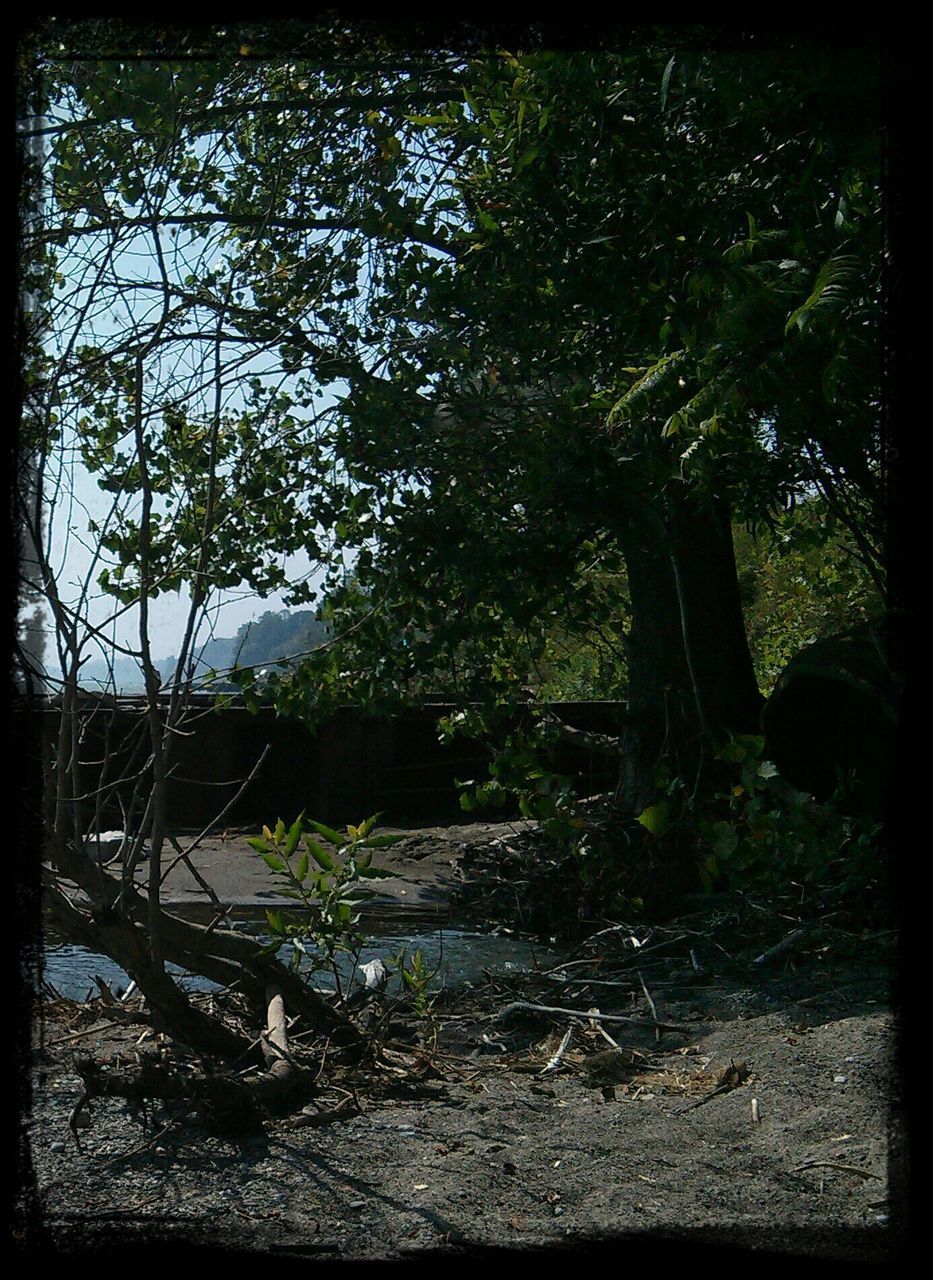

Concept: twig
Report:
left=496, top=1000, right=692, bottom=1034
left=157, top=743, right=272, bottom=884
left=788, top=1162, right=875, bottom=1177
left=545, top=975, right=638, bottom=989
left=591, top=1019, right=624, bottom=1053
left=68, top=1090, right=90, bottom=1152
left=539, top=1026, right=573, bottom=1075
left=753, top=928, right=809, bottom=966
left=637, top=972, right=661, bottom=1042
left=539, top=958, right=605, bottom=977
left=611, top=935, right=692, bottom=967
left=48, top=1020, right=115, bottom=1047
left=285, top=1096, right=359, bottom=1128
left=675, top=1060, right=750, bottom=1114
left=583, top=922, right=652, bottom=946
left=97, top=1115, right=180, bottom=1170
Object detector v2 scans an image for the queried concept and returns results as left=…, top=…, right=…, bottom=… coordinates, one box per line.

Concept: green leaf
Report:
left=360, top=833, right=406, bottom=849
left=305, top=819, right=346, bottom=846
left=266, top=908, right=285, bottom=934
left=516, top=145, right=540, bottom=171
left=284, top=815, right=304, bottom=858
left=358, top=814, right=381, bottom=838
left=635, top=801, right=670, bottom=837
left=261, top=850, right=287, bottom=873
left=306, top=839, right=335, bottom=871
left=246, top=837, right=271, bottom=853
left=355, top=865, right=396, bottom=879
left=708, top=821, right=739, bottom=860
left=660, top=55, right=676, bottom=112
left=295, top=850, right=310, bottom=882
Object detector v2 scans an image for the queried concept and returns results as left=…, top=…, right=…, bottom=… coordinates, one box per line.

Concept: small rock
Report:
left=834, top=1074, right=848, bottom=1084
left=349, top=1200, right=366, bottom=1210
left=50, top=1141, right=66, bottom=1153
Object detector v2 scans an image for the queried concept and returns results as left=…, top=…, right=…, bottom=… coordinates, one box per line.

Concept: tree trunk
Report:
left=615, top=488, right=763, bottom=800
left=608, top=486, right=763, bottom=911
left=668, top=490, right=765, bottom=739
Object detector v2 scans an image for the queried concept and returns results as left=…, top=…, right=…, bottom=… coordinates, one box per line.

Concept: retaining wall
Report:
left=28, top=697, right=631, bottom=830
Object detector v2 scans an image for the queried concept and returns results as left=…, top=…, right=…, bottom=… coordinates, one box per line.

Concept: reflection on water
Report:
left=40, top=926, right=560, bottom=1003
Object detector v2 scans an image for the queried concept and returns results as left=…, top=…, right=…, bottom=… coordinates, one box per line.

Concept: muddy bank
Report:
left=59, top=819, right=537, bottom=919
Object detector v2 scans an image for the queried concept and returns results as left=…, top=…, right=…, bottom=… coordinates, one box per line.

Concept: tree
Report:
left=19, top=23, right=890, bottom=1046
left=219, top=36, right=887, bottom=818
left=16, top=22, right=378, bottom=1079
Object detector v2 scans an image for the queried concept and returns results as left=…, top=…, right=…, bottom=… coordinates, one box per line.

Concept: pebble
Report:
left=50, top=1141, right=66, bottom=1154
left=349, top=1200, right=366, bottom=1210
left=834, top=1075, right=848, bottom=1084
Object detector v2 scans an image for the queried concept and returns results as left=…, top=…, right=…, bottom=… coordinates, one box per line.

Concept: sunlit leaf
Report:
left=635, top=801, right=670, bottom=837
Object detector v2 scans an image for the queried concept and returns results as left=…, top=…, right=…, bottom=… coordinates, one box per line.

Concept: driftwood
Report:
left=496, top=999, right=693, bottom=1035
left=752, top=927, right=810, bottom=966
left=241, top=986, right=316, bottom=1109
left=537, top=710, right=625, bottom=758
left=72, top=986, right=318, bottom=1134
left=44, top=871, right=364, bottom=1056
left=74, top=1053, right=266, bottom=1135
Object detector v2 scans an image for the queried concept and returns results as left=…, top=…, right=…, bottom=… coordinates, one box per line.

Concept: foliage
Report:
left=23, top=31, right=887, bottom=711
left=248, top=813, right=403, bottom=993
left=734, top=502, right=883, bottom=692
left=513, top=497, right=882, bottom=702
left=389, top=947, right=439, bottom=1021
left=696, top=734, right=885, bottom=914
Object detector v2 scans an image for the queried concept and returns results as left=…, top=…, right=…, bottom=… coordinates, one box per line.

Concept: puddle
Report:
left=39, top=925, right=561, bottom=1003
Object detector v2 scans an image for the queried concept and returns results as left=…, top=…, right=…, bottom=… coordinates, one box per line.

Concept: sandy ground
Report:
left=23, top=821, right=908, bottom=1263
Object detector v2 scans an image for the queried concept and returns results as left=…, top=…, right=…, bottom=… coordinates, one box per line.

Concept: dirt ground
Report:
left=21, top=821, right=907, bottom=1263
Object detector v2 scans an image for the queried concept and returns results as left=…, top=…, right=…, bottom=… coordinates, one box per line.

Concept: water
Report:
left=40, top=926, right=559, bottom=1003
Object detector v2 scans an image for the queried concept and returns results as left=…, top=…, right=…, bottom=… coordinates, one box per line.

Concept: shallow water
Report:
left=39, top=925, right=560, bottom=1003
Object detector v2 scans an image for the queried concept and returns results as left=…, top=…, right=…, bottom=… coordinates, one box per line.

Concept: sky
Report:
left=20, top=103, right=344, bottom=679
left=19, top=62, right=449, bottom=687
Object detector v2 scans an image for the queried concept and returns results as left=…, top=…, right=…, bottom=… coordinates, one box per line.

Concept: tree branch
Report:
left=30, top=211, right=458, bottom=257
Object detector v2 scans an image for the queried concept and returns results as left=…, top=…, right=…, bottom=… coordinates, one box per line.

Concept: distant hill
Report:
left=226, top=610, right=330, bottom=670
left=78, top=609, right=330, bottom=694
